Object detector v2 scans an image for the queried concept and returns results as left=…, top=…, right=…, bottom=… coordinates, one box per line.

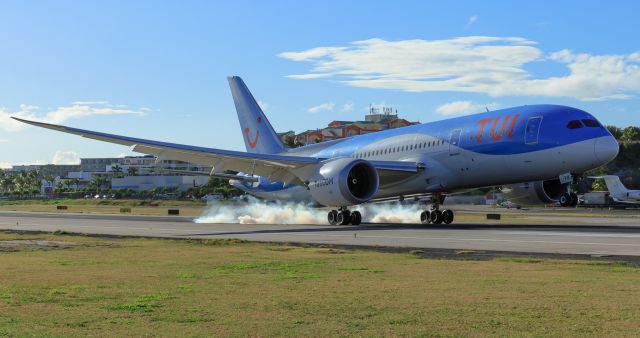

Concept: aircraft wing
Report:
left=12, top=117, right=424, bottom=187
left=157, top=168, right=260, bottom=183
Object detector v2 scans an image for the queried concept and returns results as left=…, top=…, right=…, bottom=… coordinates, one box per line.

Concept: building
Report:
left=81, top=158, right=119, bottom=172
left=285, top=106, right=419, bottom=145
left=111, top=175, right=210, bottom=191
left=9, top=164, right=81, bottom=179
left=107, top=155, right=212, bottom=176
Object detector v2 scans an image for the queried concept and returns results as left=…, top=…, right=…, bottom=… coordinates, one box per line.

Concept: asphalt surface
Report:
left=1, top=211, right=639, bottom=257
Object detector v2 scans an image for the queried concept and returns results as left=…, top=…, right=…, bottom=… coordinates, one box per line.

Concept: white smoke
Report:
left=194, top=197, right=424, bottom=224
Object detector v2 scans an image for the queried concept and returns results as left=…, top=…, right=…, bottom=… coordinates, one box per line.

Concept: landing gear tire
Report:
left=420, top=210, right=431, bottom=224
left=442, top=209, right=454, bottom=224
left=328, top=210, right=338, bottom=225
left=570, top=193, right=578, bottom=207
left=430, top=209, right=443, bottom=224
left=350, top=211, right=362, bottom=225
left=337, top=210, right=351, bottom=225
left=559, top=193, right=572, bottom=207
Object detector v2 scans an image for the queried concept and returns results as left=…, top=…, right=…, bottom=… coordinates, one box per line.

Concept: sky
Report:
left=1, top=1, right=639, bottom=167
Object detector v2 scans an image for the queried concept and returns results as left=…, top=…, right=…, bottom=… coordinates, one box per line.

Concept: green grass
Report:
left=0, top=198, right=207, bottom=216
left=0, top=232, right=639, bottom=336
left=0, top=198, right=206, bottom=207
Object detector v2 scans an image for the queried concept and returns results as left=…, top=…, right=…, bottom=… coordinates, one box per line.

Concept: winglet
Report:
left=11, top=117, right=69, bottom=133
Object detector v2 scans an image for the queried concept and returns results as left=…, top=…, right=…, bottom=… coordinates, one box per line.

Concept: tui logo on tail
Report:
left=243, top=116, right=262, bottom=149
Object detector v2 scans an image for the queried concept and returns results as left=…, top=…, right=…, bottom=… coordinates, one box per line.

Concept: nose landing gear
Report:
left=328, top=208, right=362, bottom=225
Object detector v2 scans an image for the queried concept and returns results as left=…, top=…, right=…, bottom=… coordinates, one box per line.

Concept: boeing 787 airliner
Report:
left=13, top=76, right=619, bottom=225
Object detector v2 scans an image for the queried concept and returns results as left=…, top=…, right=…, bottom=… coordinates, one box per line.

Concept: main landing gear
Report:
left=559, top=179, right=579, bottom=207
left=420, top=194, right=454, bottom=225
left=327, top=208, right=362, bottom=226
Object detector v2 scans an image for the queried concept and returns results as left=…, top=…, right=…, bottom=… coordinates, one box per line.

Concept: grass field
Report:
left=0, top=199, right=206, bottom=217
left=0, top=232, right=639, bottom=336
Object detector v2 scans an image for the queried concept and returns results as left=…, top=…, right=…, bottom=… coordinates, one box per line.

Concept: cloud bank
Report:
left=0, top=101, right=146, bottom=132
left=52, top=151, right=81, bottom=165
left=436, top=101, right=500, bottom=116
left=279, top=37, right=640, bottom=101
left=307, top=102, right=335, bottom=113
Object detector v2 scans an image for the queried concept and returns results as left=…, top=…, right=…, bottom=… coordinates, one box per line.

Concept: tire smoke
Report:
left=194, top=197, right=424, bottom=224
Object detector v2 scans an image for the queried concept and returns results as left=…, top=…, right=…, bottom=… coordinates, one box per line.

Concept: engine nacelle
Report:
left=307, top=158, right=379, bottom=207
left=503, top=179, right=564, bottom=205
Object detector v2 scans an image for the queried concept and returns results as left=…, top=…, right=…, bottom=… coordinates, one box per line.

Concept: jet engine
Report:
left=307, top=158, right=379, bottom=207
left=503, top=179, right=564, bottom=205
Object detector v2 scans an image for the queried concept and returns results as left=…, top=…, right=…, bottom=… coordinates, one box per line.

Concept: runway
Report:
left=1, top=211, right=639, bottom=257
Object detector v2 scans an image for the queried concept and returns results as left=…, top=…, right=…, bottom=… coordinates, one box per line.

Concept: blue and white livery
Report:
left=13, top=76, right=619, bottom=225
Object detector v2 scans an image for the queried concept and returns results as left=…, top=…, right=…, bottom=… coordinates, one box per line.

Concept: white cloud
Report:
left=257, top=100, right=270, bottom=112
left=308, top=102, right=335, bottom=113
left=279, top=37, right=640, bottom=101
left=0, top=162, right=12, bottom=169
left=278, top=47, right=347, bottom=61
left=0, top=101, right=146, bottom=132
left=286, top=73, right=333, bottom=79
left=0, top=139, right=7, bottom=143
left=341, top=101, right=354, bottom=112
left=72, top=100, right=109, bottom=105
left=51, top=151, right=80, bottom=165
left=436, top=101, right=500, bottom=116
left=467, top=15, right=478, bottom=26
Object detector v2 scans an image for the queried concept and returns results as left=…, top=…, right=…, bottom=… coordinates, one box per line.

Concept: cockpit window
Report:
left=582, top=119, right=601, bottom=127
left=566, top=120, right=584, bottom=129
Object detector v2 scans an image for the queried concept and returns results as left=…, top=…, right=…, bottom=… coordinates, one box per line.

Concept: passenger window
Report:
left=567, top=120, right=583, bottom=129
left=582, top=119, right=601, bottom=127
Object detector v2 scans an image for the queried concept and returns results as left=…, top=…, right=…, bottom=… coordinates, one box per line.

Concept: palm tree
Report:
left=0, top=175, right=13, bottom=194
left=127, top=167, right=139, bottom=176
left=91, top=175, right=110, bottom=191
left=112, top=164, right=123, bottom=173
left=27, top=170, right=40, bottom=196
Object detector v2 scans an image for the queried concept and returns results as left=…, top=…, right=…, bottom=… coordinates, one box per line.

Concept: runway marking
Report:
left=501, top=231, right=640, bottom=238
left=245, top=232, right=640, bottom=247
left=2, top=222, right=639, bottom=251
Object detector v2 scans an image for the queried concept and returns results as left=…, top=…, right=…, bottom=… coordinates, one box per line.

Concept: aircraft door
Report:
left=449, top=129, right=462, bottom=155
left=524, top=116, right=543, bottom=145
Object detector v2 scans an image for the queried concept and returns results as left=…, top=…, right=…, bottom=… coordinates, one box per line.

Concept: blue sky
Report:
left=1, top=1, right=639, bottom=167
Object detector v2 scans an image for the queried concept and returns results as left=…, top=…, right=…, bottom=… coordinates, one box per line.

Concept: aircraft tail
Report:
left=595, top=175, right=629, bottom=199
left=228, top=76, right=285, bottom=154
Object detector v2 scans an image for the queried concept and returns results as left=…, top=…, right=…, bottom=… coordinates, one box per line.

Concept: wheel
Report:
left=430, top=209, right=443, bottom=224
left=337, top=210, right=351, bottom=225
left=559, top=193, right=570, bottom=207
left=351, top=211, right=362, bottom=225
left=327, top=210, right=338, bottom=225
left=420, top=210, right=431, bottom=224
left=570, top=193, right=578, bottom=207
left=442, top=209, right=454, bottom=224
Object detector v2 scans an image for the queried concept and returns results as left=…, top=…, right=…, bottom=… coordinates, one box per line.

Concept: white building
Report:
left=111, top=175, right=210, bottom=191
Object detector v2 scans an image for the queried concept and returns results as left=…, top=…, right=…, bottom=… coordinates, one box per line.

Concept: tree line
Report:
left=588, top=125, right=640, bottom=190
left=0, top=168, right=241, bottom=200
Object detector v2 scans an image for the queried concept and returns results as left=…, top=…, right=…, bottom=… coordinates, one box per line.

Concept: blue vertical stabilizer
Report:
left=228, top=76, right=285, bottom=154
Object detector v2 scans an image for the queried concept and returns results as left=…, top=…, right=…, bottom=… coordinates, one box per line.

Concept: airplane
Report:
left=591, top=175, right=640, bottom=203
left=12, top=76, right=619, bottom=225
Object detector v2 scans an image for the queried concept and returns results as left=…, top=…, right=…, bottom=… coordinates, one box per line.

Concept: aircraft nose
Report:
left=594, top=136, right=619, bottom=164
